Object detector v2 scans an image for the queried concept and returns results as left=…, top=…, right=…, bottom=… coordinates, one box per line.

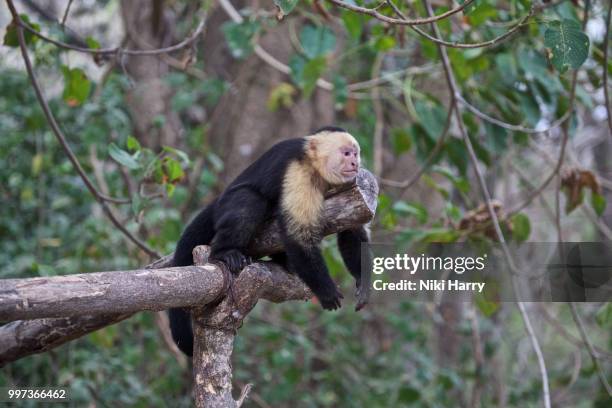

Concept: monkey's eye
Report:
left=344, top=151, right=351, bottom=157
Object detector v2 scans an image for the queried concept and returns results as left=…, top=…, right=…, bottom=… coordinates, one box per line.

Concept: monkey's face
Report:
left=326, top=142, right=360, bottom=184
left=308, top=131, right=361, bottom=185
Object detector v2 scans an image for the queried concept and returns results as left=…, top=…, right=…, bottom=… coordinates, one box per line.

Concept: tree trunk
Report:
left=121, top=0, right=183, bottom=149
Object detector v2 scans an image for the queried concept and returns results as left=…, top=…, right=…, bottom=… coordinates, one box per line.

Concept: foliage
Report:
left=1, top=0, right=610, bottom=406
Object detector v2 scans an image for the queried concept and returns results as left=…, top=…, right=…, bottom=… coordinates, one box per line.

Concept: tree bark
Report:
left=190, top=246, right=311, bottom=407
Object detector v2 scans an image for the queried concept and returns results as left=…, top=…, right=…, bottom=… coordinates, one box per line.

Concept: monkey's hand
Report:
left=316, top=285, right=344, bottom=311
left=212, top=249, right=252, bottom=275
left=354, top=278, right=370, bottom=312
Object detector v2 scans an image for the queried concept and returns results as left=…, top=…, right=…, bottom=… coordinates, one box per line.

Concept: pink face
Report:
left=337, top=143, right=360, bottom=182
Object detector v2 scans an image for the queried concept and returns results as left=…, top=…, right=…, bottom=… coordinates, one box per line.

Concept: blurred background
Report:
left=0, top=0, right=610, bottom=406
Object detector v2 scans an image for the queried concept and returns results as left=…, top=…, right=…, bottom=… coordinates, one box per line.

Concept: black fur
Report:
left=338, top=227, right=370, bottom=288
left=168, top=136, right=367, bottom=356
left=313, top=125, right=347, bottom=134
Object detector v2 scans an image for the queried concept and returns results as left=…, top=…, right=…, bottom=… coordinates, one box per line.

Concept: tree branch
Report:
left=603, top=0, right=612, bottom=135
left=0, top=170, right=378, bottom=365
left=189, top=247, right=311, bottom=407
left=387, top=0, right=535, bottom=49
left=327, top=0, right=475, bottom=26
left=14, top=8, right=206, bottom=56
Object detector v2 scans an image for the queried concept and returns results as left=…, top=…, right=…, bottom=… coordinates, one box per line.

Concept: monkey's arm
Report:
left=283, top=237, right=343, bottom=310
left=338, top=226, right=372, bottom=311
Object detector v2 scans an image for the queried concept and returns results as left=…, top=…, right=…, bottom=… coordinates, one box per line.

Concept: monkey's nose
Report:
left=350, top=161, right=357, bottom=168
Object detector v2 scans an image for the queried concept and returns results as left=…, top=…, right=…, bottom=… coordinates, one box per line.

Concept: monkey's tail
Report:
left=169, top=202, right=217, bottom=357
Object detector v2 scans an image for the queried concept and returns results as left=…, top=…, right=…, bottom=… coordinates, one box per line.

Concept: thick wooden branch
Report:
left=0, top=266, right=227, bottom=321
left=189, top=247, right=311, bottom=408
left=0, top=169, right=378, bottom=366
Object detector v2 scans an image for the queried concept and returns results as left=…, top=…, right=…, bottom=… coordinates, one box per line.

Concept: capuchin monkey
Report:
left=169, top=127, right=371, bottom=356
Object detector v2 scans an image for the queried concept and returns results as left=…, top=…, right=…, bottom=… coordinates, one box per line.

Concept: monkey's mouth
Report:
left=341, top=169, right=358, bottom=178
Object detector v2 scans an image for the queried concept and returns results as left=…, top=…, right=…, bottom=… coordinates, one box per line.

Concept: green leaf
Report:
left=467, top=3, right=498, bottom=26
left=511, top=213, right=531, bottom=242
left=61, top=66, right=91, bottom=106
left=126, top=135, right=141, bottom=152
left=414, top=99, right=447, bottom=141
left=475, top=293, right=499, bottom=316
left=303, top=57, right=327, bottom=98
left=397, top=385, right=420, bottom=403
left=109, top=143, right=141, bottom=169
left=544, top=19, right=590, bottom=73
left=595, top=302, right=612, bottom=329
left=591, top=193, right=606, bottom=217
left=85, top=36, right=101, bottom=49
left=206, top=152, right=224, bottom=172
left=374, top=35, right=396, bottom=51
left=3, top=14, right=40, bottom=47
left=462, top=0, right=484, bottom=15
left=164, top=158, right=184, bottom=182
left=332, top=76, right=348, bottom=108
left=390, top=128, right=413, bottom=154
left=267, top=83, right=296, bottom=112
left=222, top=21, right=260, bottom=59
left=341, top=11, right=362, bottom=39
left=431, top=165, right=469, bottom=193
left=392, top=201, right=428, bottom=224
left=273, top=0, right=299, bottom=17
left=445, top=202, right=462, bottom=221
left=300, top=25, right=336, bottom=59
left=31, top=153, right=43, bottom=176
left=291, top=55, right=327, bottom=98
left=420, top=228, right=460, bottom=243
left=166, top=183, right=176, bottom=197
left=162, top=146, right=190, bottom=166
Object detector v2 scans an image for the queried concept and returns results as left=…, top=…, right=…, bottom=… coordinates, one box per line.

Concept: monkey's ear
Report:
left=307, top=138, right=318, bottom=156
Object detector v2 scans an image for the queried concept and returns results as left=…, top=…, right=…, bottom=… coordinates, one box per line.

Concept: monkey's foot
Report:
left=355, top=282, right=370, bottom=311
left=317, top=285, right=344, bottom=311
left=212, top=249, right=252, bottom=275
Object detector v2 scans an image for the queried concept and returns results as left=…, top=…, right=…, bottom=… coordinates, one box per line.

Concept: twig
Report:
left=538, top=304, right=612, bottom=360
left=236, top=383, right=253, bottom=407
left=89, top=146, right=131, bottom=205
left=554, top=135, right=612, bottom=396
left=327, top=0, right=475, bottom=26
left=603, top=0, right=612, bottom=135
left=6, top=0, right=160, bottom=259
left=469, top=305, right=484, bottom=408
left=421, top=0, right=552, bottom=406
left=347, top=64, right=439, bottom=91
left=154, top=311, right=188, bottom=369
left=387, top=0, right=535, bottom=49
left=372, top=53, right=384, bottom=176
left=551, top=350, right=581, bottom=405
left=457, top=94, right=571, bottom=134
left=17, top=13, right=206, bottom=56
left=60, top=0, right=74, bottom=27
left=569, top=303, right=612, bottom=395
